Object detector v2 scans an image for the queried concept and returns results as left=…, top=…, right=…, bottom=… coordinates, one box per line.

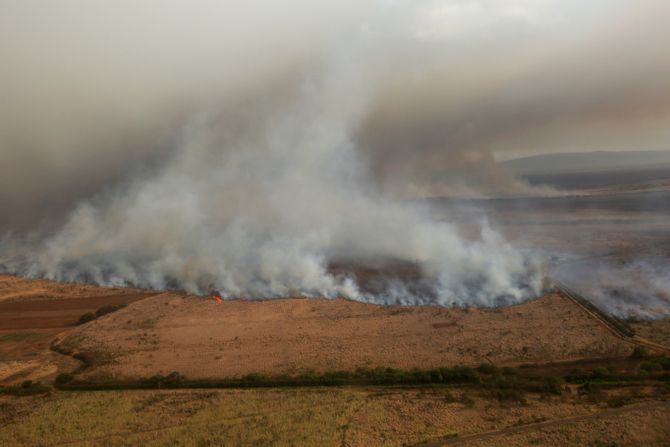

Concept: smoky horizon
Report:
left=1, top=1, right=669, bottom=317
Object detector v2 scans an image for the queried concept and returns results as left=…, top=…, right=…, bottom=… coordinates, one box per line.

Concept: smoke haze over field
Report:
left=1, top=1, right=669, bottom=306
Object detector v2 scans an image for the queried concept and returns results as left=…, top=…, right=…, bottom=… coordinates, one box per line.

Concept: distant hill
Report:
left=503, top=150, right=670, bottom=175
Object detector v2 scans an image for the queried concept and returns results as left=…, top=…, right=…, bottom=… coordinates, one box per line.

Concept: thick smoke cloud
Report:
left=0, top=64, right=544, bottom=304
left=0, top=1, right=668, bottom=306
left=552, top=259, right=670, bottom=320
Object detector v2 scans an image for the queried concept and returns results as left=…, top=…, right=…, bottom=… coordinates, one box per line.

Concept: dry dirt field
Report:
left=0, top=275, right=155, bottom=384
left=53, top=291, right=641, bottom=381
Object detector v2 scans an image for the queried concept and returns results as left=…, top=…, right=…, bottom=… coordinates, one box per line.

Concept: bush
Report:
left=659, top=357, right=670, bottom=370
left=459, top=393, right=475, bottom=407
left=492, top=389, right=527, bottom=405
left=591, top=367, right=610, bottom=380
left=164, top=371, right=184, bottom=386
left=477, top=363, right=499, bottom=375
left=641, top=361, right=663, bottom=373
left=607, top=395, right=633, bottom=408
left=77, top=304, right=126, bottom=326
left=630, top=346, right=647, bottom=359
left=538, top=377, right=564, bottom=395
left=95, top=304, right=126, bottom=318
left=1, top=381, right=50, bottom=396
left=144, top=372, right=185, bottom=388
left=55, top=373, right=74, bottom=385
left=578, top=382, right=604, bottom=401
left=77, top=312, right=96, bottom=325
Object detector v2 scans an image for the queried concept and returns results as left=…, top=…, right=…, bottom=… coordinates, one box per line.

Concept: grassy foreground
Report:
left=2, top=356, right=669, bottom=446
left=2, top=384, right=670, bottom=447
left=0, top=387, right=480, bottom=446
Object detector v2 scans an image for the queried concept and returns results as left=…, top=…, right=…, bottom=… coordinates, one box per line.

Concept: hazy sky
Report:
left=1, top=0, right=669, bottom=227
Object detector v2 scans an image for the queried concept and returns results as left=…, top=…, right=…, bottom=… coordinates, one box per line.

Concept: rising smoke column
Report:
left=2, top=1, right=669, bottom=305
left=0, top=56, right=544, bottom=305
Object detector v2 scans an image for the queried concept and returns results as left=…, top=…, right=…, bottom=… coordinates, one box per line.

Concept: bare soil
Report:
left=53, top=291, right=637, bottom=381
left=0, top=275, right=155, bottom=384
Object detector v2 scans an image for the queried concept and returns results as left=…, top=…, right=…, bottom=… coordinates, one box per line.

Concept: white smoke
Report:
left=0, top=62, right=544, bottom=304
left=552, top=258, right=670, bottom=319
left=8, top=1, right=670, bottom=305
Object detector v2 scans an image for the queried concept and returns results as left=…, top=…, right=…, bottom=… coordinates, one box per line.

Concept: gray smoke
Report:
left=0, top=68, right=544, bottom=304
left=1, top=1, right=669, bottom=305
left=552, top=258, right=670, bottom=319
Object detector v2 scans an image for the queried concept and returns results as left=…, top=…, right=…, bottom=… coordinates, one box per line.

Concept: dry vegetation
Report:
left=630, top=318, right=670, bottom=347
left=54, top=292, right=636, bottom=381
left=1, top=386, right=669, bottom=447
left=0, top=274, right=147, bottom=304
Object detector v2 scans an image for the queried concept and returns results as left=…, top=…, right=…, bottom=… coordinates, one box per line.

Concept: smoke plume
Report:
left=1, top=1, right=669, bottom=305
left=552, top=259, right=670, bottom=320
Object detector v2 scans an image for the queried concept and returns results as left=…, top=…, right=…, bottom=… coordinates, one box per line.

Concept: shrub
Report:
left=95, top=304, right=126, bottom=318
left=578, top=382, right=604, bottom=401
left=77, top=312, right=96, bottom=325
left=492, top=389, right=527, bottom=405
left=442, top=390, right=456, bottom=403
left=630, top=346, right=647, bottom=359
left=55, top=373, right=74, bottom=385
left=477, top=363, right=499, bottom=375
left=241, top=373, right=268, bottom=384
left=1, top=381, right=50, bottom=396
left=440, top=366, right=480, bottom=384
left=591, top=367, right=609, bottom=380
left=147, top=375, right=165, bottom=388
left=459, top=393, right=475, bottom=407
left=640, top=361, right=663, bottom=373
left=144, top=372, right=184, bottom=388
left=653, top=357, right=670, bottom=370
left=607, top=395, right=633, bottom=408
left=538, top=377, right=564, bottom=395
left=164, top=371, right=184, bottom=386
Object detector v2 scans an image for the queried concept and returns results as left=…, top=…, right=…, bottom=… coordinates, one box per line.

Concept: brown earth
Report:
left=0, top=274, right=156, bottom=384
left=0, top=274, right=148, bottom=304
left=630, top=318, right=670, bottom=348
left=53, top=291, right=638, bottom=381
